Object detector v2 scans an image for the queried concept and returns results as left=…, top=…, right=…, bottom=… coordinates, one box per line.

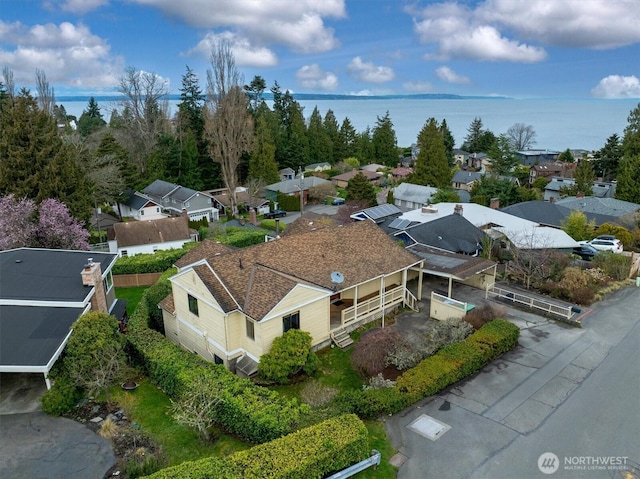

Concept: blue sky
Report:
left=1, top=0, right=639, bottom=99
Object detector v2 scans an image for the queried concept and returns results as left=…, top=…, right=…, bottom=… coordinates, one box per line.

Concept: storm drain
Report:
left=408, top=414, right=451, bottom=441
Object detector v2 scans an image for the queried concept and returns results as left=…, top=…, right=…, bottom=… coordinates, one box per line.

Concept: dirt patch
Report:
left=64, top=401, right=165, bottom=478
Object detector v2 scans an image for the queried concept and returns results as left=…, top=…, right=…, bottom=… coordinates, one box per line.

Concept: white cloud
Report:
left=347, top=56, right=395, bottom=84
left=0, top=20, right=123, bottom=87
left=59, top=0, right=109, bottom=14
left=409, top=0, right=640, bottom=64
left=295, top=64, right=338, bottom=91
left=403, top=81, right=433, bottom=93
left=436, top=66, right=470, bottom=85
left=133, top=0, right=345, bottom=54
left=591, top=75, right=640, bottom=99
left=186, top=32, right=278, bottom=67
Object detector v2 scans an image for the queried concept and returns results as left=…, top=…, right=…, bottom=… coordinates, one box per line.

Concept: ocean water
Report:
left=60, top=97, right=640, bottom=152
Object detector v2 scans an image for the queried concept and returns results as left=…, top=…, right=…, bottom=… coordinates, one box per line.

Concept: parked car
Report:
left=572, top=243, right=599, bottom=260
left=332, top=197, right=345, bottom=205
left=579, top=237, right=623, bottom=253
left=264, top=209, right=287, bottom=219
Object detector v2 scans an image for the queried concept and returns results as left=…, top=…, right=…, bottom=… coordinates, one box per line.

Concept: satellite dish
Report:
left=330, top=271, right=344, bottom=284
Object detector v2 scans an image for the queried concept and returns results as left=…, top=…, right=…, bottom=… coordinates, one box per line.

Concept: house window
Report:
left=188, top=294, right=199, bottom=316
left=103, top=271, right=113, bottom=292
left=141, top=210, right=144, bottom=216
left=184, top=201, right=190, bottom=208
left=246, top=318, right=255, bottom=340
left=283, top=311, right=300, bottom=333
left=156, top=207, right=160, bottom=212
left=214, top=354, right=224, bottom=365
left=121, top=250, right=128, bottom=257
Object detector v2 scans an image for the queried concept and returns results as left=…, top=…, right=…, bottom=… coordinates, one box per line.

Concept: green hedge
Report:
left=142, top=414, right=369, bottom=479
left=339, top=319, right=519, bottom=418
left=213, top=227, right=269, bottom=248
left=276, top=191, right=300, bottom=211
left=126, top=283, right=308, bottom=443
left=112, top=244, right=196, bottom=274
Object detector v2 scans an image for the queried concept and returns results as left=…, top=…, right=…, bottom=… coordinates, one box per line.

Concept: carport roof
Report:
left=407, top=245, right=496, bottom=280
left=0, top=305, right=82, bottom=372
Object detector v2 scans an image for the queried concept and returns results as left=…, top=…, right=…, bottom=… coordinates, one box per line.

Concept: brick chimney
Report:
left=454, top=204, right=463, bottom=216
left=249, top=208, right=257, bottom=226
left=275, top=218, right=280, bottom=236
left=490, top=197, right=500, bottom=209
left=81, top=258, right=108, bottom=313
left=181, top=208, right=189, bottom=224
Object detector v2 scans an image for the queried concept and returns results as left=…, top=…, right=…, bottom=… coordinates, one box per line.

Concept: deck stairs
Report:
left=330, top=329, right=354, bottom=349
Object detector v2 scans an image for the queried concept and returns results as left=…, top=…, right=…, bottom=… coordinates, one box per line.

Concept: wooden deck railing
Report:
left=342, top=285, right=406, bottom=327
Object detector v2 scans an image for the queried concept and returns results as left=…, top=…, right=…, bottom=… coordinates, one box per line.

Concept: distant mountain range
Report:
left=57, top=93, right=510, bottom=103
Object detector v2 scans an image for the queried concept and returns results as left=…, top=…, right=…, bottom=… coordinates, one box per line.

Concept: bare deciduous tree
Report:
left=204, top=42, right=254, bottom=216
left=506, top=123, right=537, bottom=151
left=171, top=375, right=222, bottom=442
left=2, top=66, right=15, bottom=98
left=35, top=69, right=55, bottom=115
left=115, top=67, right=169, bottom=176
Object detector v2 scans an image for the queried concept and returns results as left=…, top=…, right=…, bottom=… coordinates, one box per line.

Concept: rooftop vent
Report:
left=421, top=205, right=438, bottom=214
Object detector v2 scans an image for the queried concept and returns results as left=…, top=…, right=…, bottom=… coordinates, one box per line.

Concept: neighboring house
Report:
left=117, top=191, right=166, bottom=221
left=544, top=177, right=617, bottom=202
left=108, top=215, right=194, bottom=257
left=0, top=249, right=121, bottom=389
left=515, top=149, right=560, bottom=166
left=279, top=167, right=296, bottom=181
left=360, top=163, right=386, bottom=173
left=467, top=152, right=489, bottom=170
left=529, top=163, right=577, bottom=185
left=350, top=204, right=406, bottom=233
left=331, top=169, right=381, bottom=188
left=142, top=180, right=219, bottom=222
left=391, top=167, right=413, bottom=183
left=452, top=170, right=483, bottom=191
left=159, top=221, right=423, bottom=376
left=209, top=188, right=270, bottom=216
left=393, top=182, right=438, bottom=210
left=554, top=196, right=640, bottom=224
left=305, top=162, right=331, bottom=173
left=264, top=177, right=332, bottom=203
left=453, top=149, right=470, bottom=168
left=395, top=211, right=485, bottom=255
left=399, top=202, right=579, bottom=250
left=501, top=200, right=615, bottom=228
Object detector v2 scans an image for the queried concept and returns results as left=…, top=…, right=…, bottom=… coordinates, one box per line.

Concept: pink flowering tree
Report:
left=0, top=195, right=37, bottom=250
left=0, top=195, right=90, bottom=251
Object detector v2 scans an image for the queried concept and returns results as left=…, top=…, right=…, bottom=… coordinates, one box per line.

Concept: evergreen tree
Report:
left=282, top=100, right=309, bottom=169
left=323, top=109, right=340, bottom=164
left=346, top=172, right=377, bottom=206
left=410, top=118, right=451, bottom=188
left=338, top=117, right=358, bottom=162
left=249, top=115, right=280, bottom=184
left=557, top=148, right=575, bottom=163
left=356, top=127, right=375, bottom=164
left=573, top=160, right=595, bottom=196
left=77, top=97, right=106, bottom=137
left=487, top=134, right=518, bottom=175
left=616, top=102, right=640, bottom=203
left=593, top=133, right=622, bottom=180
left=462, top=117, right=496, bottom=153
left=307, top=106, right=331, bottom=165
left=243, top=75, right=266, bottom=112
left=372, top=111, right=398, bottom=167
left=0, top=90, right=91, bottom=221
left=440, top=119, right=455, bottom=167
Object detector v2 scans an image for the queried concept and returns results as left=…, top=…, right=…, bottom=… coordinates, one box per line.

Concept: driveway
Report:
left=385, top=285, right=640, bottom=478
left=0, top=374, right=116, bottom=479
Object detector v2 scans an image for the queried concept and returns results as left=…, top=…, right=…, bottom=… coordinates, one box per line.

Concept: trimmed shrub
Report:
left=259, top=218, right=287, bottom=232
left=572, top=286, right=595, bottom=305
left=463, top=303, right=506, bottom=330
left=214, top=227, right=269, bottom=248
left=41, top=378, right=82, bottom=416
left=141, top=414, right=369, bottom=479
left=593, top=252, right=632, bottom=281
left=258, top=330, right=318, bottom=384
left=351, top=328, right=406, bottom=377
left=112, top=245, right=196, bottom=275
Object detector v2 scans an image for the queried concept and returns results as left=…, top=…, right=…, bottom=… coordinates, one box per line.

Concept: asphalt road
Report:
left=386, top=285, right=640, bottom=479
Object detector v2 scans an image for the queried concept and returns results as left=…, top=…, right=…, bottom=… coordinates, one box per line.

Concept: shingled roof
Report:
left=177, top=221, right=422, bottom=321
left=113, top=216, right=190, bottom=248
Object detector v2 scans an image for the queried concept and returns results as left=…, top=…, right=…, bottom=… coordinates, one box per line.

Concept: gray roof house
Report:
left=142, top=180, right=219, bottom=221
left=544, top=177, right=617, bottom=202
left=393, top=183, right=438, bottom=210
left=452, top=170, right=483, bottom=191
left=118, top=191, right=166, bottom=221
left=264, top=177, right=332, bottom=203
left=554, top=196, right=640, bottom=223
left=0, top=249, right=120, bottom=388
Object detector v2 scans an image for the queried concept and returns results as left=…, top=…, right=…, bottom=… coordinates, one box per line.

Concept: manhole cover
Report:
left=408, top=414, right=451, bottom=441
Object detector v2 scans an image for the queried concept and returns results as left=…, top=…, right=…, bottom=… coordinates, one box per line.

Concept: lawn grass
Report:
left=112, top=378, right=249, bottom=466
left=115, top=286, right=148, bottom=315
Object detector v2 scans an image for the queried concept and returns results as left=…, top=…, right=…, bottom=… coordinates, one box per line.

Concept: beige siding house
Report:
left=160, top=221, right=423, bottom=376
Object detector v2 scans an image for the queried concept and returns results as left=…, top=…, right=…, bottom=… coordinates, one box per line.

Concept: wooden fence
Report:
left=114, top=272, right=163, bottom=288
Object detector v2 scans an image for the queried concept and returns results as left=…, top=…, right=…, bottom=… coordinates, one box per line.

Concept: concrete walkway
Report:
left=385, top=285, right=640, bottom=478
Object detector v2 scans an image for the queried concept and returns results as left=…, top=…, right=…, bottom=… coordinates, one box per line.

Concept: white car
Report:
left=579, top=237, right=623, bottom=253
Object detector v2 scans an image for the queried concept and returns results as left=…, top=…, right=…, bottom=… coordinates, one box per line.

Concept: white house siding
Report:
left=112, top=239, right=192, bottom=257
